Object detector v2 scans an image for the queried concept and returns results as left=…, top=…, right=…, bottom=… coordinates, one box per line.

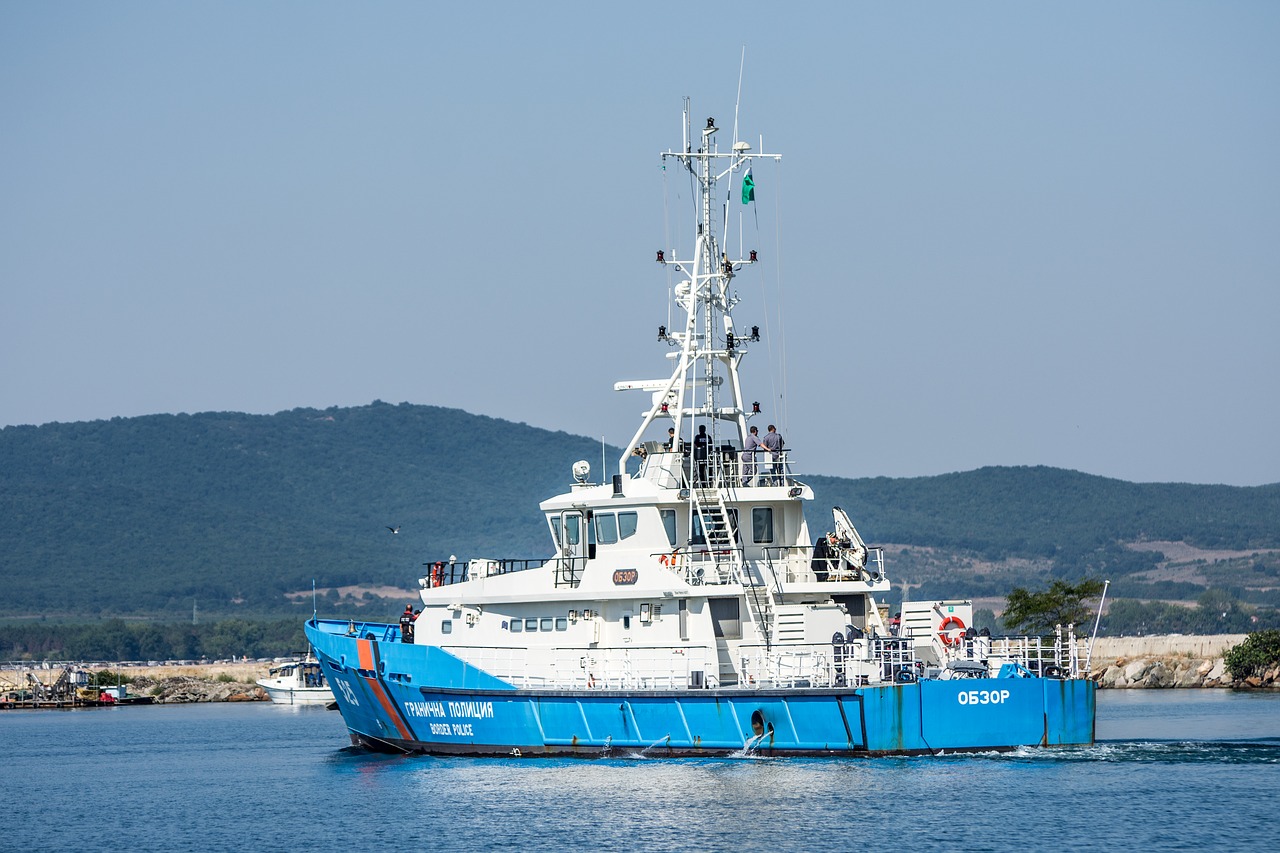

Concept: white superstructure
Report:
left=407, top=106, right=1083, bottom=693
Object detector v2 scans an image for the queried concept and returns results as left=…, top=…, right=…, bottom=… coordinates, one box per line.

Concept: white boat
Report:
left=256, top=657, right=333, bottom=705
left=306, top=102, right=1096, bottom=756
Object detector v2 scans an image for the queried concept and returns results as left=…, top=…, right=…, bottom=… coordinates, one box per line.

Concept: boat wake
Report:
left=944, top=739, right=1280, bottom=765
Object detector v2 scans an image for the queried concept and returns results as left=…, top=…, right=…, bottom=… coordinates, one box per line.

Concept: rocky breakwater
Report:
left=127, top=674, right=267, bottom=703
left=1087, top=634, right=1279, bottom=689
left=116, top=661, right=271, bottom=703
left=1091, top=656, right=1234, bottom=689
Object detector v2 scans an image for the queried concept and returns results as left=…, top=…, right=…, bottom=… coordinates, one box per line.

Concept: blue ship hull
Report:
left=306, top=619, right=1096, bottom=757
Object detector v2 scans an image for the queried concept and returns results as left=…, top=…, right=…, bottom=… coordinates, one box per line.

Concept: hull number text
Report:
left=958, top=689, right=1011, bottom=705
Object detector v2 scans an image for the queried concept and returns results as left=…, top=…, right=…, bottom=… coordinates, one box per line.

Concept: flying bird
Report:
left=387, top=526, right=400, bottom=534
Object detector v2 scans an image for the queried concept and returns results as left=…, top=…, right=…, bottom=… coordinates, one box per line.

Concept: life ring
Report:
left=938, top=615, right=966, bottom=646
left=430, top=563, right=443, bottom=588
left=658, top=549, right=679, bottom=568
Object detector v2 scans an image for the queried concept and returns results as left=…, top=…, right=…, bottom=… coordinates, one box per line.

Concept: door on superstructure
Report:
left=559, top=511, right=585, bottom=584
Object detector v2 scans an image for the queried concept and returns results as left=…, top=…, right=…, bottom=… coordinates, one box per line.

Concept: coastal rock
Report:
left=1096, top=665, right=1125, bottom=689
left=1122, top=660, right=1150, bottom=683
left=1206, top=659, right=1226, bottom=682
left=1172, top=659, right=1214, bottom=687
left=1143, top=661, right=1173, bottom=688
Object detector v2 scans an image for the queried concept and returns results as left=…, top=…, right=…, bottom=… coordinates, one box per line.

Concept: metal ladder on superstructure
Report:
left=692, top=485, right=773, bottom=647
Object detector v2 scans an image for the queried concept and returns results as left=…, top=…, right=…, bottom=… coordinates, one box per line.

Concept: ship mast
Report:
left=616, top=103, right=780, bottom=476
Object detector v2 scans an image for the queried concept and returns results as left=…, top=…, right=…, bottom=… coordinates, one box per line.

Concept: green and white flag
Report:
left=741, top=168, right=755, bottom=204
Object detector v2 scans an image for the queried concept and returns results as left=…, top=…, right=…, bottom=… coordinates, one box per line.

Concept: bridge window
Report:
left=752, top=507, right=774, bottom=544
left=540, top=617, right=553, bottom=632
left=441, top=620, right=452, bottom=635
left=660, top=510, right=677, bottom=547
left=525, top=618, right=538, bottom=632
left=510, top=619, right=523, bottom=633
left=596, top=513, right=619, bottom=545
left=618, top=512, right=638, bottom=540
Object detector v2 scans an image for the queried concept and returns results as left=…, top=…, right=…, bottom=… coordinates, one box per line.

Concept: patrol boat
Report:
left=306, top=106, right=1096, bottom=757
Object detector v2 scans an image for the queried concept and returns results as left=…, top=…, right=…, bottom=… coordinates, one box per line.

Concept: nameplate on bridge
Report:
left=612, top=569, right=638, bottom=586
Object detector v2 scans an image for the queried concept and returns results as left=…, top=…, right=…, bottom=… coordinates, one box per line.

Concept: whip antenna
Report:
left=732, top=46, right=746, bottom=147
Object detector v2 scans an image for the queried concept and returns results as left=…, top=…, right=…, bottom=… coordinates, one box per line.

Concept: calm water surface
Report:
left=2, top=690, right=1276, bottom=852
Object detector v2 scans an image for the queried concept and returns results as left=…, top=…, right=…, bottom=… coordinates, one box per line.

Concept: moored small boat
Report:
left=257, top=657, right=333, bottom=705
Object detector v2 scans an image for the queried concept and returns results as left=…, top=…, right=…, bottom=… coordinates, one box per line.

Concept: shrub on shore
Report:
left=90, top=669, right=134, bottom=686
left=1224, top=630, right=1280, bottom=681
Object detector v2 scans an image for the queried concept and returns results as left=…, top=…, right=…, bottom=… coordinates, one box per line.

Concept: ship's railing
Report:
left=421, top=556, right=586, bottom=589
left=440, top=629, right=1090, bottom=691
left=651, top=544, right=882, bottom=591
left=940, top=624, right=1087, bottom=678
left=737, top=637, right=919, bottom=688
left=635, top=445, right=797, bottom=490
left=441, top=644, right=714, bottom=691
left=445, top=639, right=922, bottom=692
left=738, top=628, right=1089, bottom=687
left=651, top=546, right=778, bottom=589
left=338, top=620, right=400, bottom=643
left=762, top=545, right=887, bottom=585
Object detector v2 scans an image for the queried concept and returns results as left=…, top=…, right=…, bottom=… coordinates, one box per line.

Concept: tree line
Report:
left=0, top=618, right=309, bottom=662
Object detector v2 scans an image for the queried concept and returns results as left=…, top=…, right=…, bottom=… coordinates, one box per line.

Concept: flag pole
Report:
left=1084, top=579, right=1110, bottom=674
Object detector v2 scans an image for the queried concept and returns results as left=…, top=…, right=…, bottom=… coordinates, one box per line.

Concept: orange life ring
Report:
left=658, top=549, right=679, bottom=568
left=430, top=563, right=443, bottom=588
left=938, top=615, right=966, bottom=646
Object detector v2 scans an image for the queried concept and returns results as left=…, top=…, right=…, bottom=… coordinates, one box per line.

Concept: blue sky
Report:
left=2, top=2, right=1277, bottom=486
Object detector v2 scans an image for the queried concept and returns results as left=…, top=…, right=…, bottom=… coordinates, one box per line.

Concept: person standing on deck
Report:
left=693, top=424, right=711, bottom=485
left=741, top=425, right=763, bottom=486
left=399, top=605, right=415, bottom=643
left=761, top=424, right=783, bottom=484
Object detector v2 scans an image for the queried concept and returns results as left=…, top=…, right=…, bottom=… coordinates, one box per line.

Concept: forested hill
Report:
left=0, top=402, right=613, bottom=618
left=808, top=467, right=1280, bottom=560
left=2, top=402, right=1278, bottom=621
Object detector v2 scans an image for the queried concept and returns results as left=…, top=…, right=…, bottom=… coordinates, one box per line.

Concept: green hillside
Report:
left=0, top=402, right=617, bottom=619
left=807, top=469, right=1280, bottom=613
left=2, top=403, right=1277, bottom=627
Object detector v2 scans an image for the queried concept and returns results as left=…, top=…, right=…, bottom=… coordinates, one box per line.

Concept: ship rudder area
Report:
left=1042, top=677, right=1096, bottom=746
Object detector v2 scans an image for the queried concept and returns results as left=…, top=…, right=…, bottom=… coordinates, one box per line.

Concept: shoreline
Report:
left=4, top=635, right=1276, bottom=704
left=2, top=659, right=278, bottom=705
